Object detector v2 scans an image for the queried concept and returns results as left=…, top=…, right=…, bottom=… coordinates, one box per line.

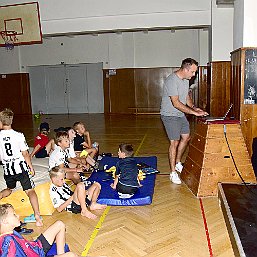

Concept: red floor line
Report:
left=199, top=198, right=213, bottom=257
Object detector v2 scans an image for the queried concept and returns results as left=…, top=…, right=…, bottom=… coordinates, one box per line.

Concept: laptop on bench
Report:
left=203, top=103, right=233, bottom=122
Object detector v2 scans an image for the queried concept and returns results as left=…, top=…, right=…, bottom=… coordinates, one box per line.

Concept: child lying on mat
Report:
left=111, top=144, right=141, bottom=199
left=49, top=167, right=106, bottom=220
left=0, top=203, right=78, bottom=257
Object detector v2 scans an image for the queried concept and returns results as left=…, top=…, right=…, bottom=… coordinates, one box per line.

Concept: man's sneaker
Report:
left=170, top=172, right=182, bottom=184
left=175, top=162, right=183, bottom=173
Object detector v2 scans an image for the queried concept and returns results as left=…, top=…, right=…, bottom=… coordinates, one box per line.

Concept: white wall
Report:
left=17, top=29, right=208, bottom=72
left=211, top=0, right=234, bottom=61
left=243, top=0, right=257, bottom=47
left=134, top=29, right=206, bottom=67
left=233, top=0, right=244, bottom=49
left=0, top=0, right=211, bottom=34
left=0, top=0, right=236, bottom=74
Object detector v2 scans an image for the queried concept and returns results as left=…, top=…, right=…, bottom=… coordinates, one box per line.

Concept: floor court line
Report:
left=81, top=134, right=147, bottom=256
left=199, top=198, right=213, bottom=257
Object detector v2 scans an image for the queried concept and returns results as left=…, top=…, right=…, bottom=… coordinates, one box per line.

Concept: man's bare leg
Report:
left=175, top=133, right=190, bottom=164
left=26, top=189, right=43, bottom=227
left=169, top=140, right=179, bottom=172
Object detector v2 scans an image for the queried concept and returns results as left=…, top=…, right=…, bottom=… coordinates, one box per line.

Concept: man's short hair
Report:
left=0, top=203, right=13, bottom=223
left=119, top=143, right=134, bottom=157
left=54, top=131, right=69, bottom=145
left=0, top=108, right=14, bottom=126
left=181, top=58, right=198, bottom=69
left=49, top=166, right=65, bottom=179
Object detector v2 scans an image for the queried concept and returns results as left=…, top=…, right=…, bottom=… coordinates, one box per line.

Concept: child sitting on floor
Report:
left=30, top=122, right=55, bottom=158
left=73, top=122, right=98, bottom=159
left=111, top=143, right=141, bottom=198
left=65, top=127, right=98, bottom=170
left=49, top=131, right=84, bottom=185
left=49, top=167, right=106, bottom=220
left=0, top=203, right=78, bottom=256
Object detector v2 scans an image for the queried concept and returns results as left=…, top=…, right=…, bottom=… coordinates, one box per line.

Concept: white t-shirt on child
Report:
left=49, top=182, right=73, bottom=211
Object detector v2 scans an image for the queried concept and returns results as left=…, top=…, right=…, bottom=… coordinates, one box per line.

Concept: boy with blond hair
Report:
left=0, top=108, right=43, bottom=226
left=49, top=167, right=106, bottom=220
left=0, top=203, right=78, bottom=256
left=73, top=121, right=98, bottom=159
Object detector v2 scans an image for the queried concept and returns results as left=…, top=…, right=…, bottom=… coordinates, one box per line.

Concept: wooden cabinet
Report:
left=231, top=48, right=257, bottom=156
left=206, top=61, right=231, bottom=116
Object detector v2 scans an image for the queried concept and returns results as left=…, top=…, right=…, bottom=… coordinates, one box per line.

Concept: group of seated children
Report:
left=0, top=108, right=142, bottom=255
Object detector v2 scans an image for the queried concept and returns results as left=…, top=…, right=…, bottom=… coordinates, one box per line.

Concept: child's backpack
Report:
left=0, top=231, right=45, bottom=257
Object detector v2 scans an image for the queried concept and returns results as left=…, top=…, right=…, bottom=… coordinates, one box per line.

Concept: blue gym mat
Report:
left=89, top=156, right=157, bottom=206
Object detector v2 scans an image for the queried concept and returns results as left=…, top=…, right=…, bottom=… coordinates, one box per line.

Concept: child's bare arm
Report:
left=58, top=163, right=83, bottom=173
left=84, top=131, right=92, bottom=147
left=56, top=195, right=73, bottom=212
left=22, top=150, right=35, bottom=176
left=111, top=175, right=119, bottom=189
left=30, top=144, right=41, bottom=159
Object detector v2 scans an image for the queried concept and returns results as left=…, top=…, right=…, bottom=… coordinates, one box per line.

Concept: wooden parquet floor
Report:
left=13, top=114, right=234, bottom=256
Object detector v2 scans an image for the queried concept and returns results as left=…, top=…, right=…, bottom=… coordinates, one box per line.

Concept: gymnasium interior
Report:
left=1, top=1, right=257, bottom=256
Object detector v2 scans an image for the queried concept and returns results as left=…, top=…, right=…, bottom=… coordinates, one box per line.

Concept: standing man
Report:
left=160, top=58, right=208, bottom=184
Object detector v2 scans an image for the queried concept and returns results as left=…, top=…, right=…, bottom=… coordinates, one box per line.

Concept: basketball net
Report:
left=0, top=31, right=18, bottom=51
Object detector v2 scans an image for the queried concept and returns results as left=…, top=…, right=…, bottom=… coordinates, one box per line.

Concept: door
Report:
left=45, top=65, right=67, bottom=114
left=67, top=65, right=88, bottom=113
left=29, top=63, right=104, bottom=114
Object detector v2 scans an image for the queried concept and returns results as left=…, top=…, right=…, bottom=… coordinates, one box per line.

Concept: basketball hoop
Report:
left=0, top=31, right=18, bottom=51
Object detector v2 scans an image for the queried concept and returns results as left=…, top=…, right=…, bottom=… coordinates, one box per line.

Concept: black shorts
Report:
left=35, top=147, right=49, bottom=158
left=117, top=182, right=138, bottom=195
left=37, top=234, right=52, bottom=256
left=70, top=197, right=91, bottom=214
left=4, top=170, right=34, bottom=191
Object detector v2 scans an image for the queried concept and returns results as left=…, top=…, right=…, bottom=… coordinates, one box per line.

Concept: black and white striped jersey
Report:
left=49, top=182, right=73, bottom=211
left=0, top=129, right=29, bottom=176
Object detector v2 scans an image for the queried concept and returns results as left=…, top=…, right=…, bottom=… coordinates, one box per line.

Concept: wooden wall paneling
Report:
left=197, top=66, right=208, bottom=110
left=103, top=69, right=135, bottom=114
left=0, top=73, right=32, bottom=114
left=134, top=68, right=174, bottom=112
left=208, top=61, right=231, bottom=116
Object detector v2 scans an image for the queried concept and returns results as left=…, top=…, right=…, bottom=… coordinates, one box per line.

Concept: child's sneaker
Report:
left=175, top=162, right=183, bottom=173
left=170, top=172, right=181, bottom=184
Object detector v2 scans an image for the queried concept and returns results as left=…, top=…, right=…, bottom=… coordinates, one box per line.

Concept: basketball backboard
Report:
left=0, top=2, right=42, bottom=47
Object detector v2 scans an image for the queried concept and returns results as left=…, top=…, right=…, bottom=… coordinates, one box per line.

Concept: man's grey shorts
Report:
left=161, top=115, right=190, bottom=140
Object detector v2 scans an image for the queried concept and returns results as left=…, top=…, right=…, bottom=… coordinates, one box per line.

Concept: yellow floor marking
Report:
left=81, top=134, right=147, bottom=256
left=134, top=133, right=147, bottom=156
left=81, top=206, right=111, bottom=256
